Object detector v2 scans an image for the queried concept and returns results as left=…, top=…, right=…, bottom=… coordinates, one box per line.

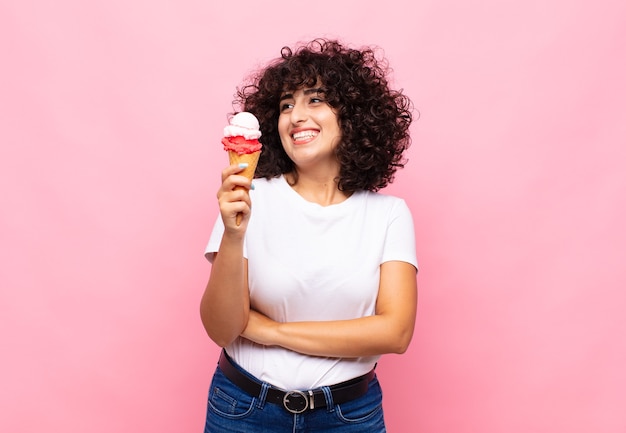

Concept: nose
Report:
left=290, top=101, right=308, bottom=124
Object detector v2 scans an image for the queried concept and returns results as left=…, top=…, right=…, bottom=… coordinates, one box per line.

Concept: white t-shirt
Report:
left=205, top=175, right=417, bottom=390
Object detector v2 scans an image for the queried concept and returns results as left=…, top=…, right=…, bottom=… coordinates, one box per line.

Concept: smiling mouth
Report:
left=292, top=130, right=318, bottom=143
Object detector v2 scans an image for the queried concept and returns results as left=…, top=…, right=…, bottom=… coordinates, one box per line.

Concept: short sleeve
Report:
left=381, top=199, right=418, bottom=270
left=204, top=214, right=224, bottom=263
left=204, top=214, right=249, bottom=263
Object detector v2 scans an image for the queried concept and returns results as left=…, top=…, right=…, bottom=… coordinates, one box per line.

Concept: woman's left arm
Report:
left=241, top=260, right=418, bottom=358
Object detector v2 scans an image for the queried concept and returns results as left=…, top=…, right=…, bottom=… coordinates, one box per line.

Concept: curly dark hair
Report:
left=234, top=39, right=413, bottom=192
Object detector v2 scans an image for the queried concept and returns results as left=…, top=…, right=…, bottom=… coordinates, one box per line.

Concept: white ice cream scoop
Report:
left=224, top=112, right=262, bottom=139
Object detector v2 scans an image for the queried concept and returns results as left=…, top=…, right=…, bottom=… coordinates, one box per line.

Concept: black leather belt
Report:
left=218, top=350, right=375, bottom=414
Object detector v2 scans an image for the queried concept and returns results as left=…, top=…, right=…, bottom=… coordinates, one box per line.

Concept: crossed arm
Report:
left=241, top=260, right=417, bottom=358
left=201, top=164, right=418, bottom=357
left=202, top=255, right=418, bottom=358
left=242, top=261, right=417, bottom=358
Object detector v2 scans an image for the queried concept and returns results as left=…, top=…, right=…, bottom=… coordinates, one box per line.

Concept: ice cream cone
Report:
left=221, top=112, right=262, bottom=226
left=228, top=150, right=261, bottom=225
left=228, top=150, right=260, bottom=181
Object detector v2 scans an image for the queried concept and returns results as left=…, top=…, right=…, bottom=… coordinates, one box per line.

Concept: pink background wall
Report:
left=2, top=1, right=625, bottom=432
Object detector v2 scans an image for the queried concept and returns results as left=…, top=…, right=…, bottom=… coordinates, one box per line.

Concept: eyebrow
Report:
left=279, top=88, right=326, bottom=101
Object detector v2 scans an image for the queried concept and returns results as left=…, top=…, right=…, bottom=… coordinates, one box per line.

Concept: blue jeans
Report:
left=203, top=361, right=386, bottom=432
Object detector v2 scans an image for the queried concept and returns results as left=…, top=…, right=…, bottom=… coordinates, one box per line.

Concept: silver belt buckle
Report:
left=283, top=390, right=308, bottom=414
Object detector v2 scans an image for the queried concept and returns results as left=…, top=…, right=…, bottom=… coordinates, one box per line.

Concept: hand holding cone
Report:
left=228, top=150, right=261, bottom=225
left=222, top=112, right=263, bottom=226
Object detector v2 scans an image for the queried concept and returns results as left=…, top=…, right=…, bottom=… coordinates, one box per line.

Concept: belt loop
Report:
left=256, top=382, right=270, bottom=409
left=321, top=386, right=335, bottom=413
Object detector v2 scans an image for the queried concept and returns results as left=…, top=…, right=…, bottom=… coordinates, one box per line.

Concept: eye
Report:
left=309, top=90, right=327, bottom=105
left=280, top=102, right=294, bottom=112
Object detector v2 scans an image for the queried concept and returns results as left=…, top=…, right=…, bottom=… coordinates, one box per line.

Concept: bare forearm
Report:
left=243, top=311, right=415, bottom=358
left=241, top=262, right=417, bottom=357
left=200, top=235, right=249, bottom=347
left=280, top=316, right=414, bottom=357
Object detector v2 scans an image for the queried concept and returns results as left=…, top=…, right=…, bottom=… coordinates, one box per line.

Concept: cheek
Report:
left=277, top=115, right=289, bottom=135
left=276, top=118, right=291, bottom=150
left=321, top=111, right=340, bottom=131
left=325, top=118, right=341, bottom=139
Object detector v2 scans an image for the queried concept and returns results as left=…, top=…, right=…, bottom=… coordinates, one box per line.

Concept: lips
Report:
left=291, top=129, right=319, bottom=144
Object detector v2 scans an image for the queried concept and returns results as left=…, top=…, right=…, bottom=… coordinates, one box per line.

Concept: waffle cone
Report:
left=228, top=150, right=260, bottom=225
left=228, top=150, right=260, bottom=181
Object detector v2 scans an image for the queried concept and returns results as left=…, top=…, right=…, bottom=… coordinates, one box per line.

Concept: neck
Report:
left=285, top=171, right=351, bottom=206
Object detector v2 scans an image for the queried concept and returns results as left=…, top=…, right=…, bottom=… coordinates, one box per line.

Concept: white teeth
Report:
left=292, top=131, right=318, bottom=140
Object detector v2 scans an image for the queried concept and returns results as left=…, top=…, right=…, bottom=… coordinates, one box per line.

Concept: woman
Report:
left=201, top=38, right=417, bottom=432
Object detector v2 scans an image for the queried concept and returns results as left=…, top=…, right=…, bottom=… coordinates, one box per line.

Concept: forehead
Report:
left=279, top=86, right=325, bottom=100
left=280, top=76, right=323, bottom=93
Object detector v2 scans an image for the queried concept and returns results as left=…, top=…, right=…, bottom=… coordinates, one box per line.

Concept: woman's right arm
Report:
left=200, top=163, right=253, bottom=347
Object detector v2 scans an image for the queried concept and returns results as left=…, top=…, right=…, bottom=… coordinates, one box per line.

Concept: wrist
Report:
left=221, top=230, right=246, bottom=243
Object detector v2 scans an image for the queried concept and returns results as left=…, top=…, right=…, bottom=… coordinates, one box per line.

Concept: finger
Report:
left=221, top=198, right=251, bottom=229
left=218, top=176, right=253, bottom=198
left=221, top=162, right=250, bottom=182
left=218, top=188, right=252, bottom=216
